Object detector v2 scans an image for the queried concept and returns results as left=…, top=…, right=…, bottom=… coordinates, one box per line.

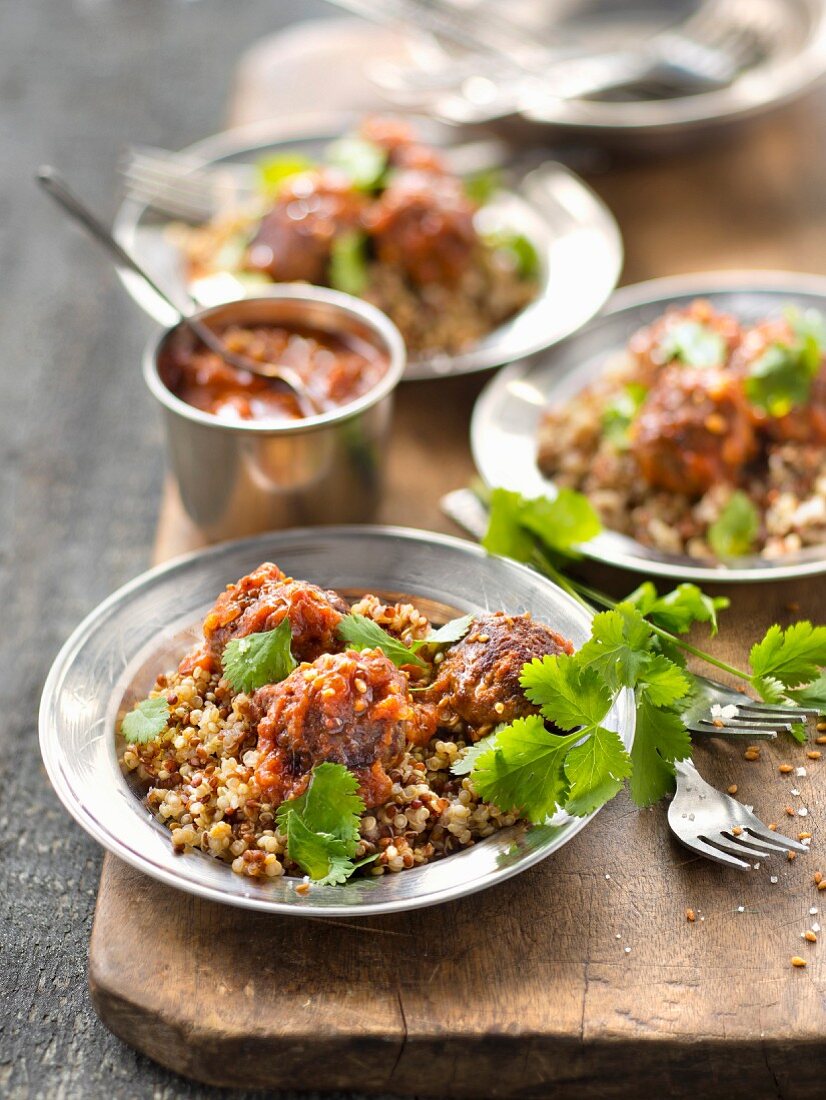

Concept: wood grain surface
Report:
left=90, top=33, right=826, bottom=1100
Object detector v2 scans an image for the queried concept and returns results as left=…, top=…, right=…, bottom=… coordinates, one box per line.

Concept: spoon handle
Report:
left=36, top=166, right=197, bottom=321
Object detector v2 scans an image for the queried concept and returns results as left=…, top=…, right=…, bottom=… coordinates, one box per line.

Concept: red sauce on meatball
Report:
left=630, top=365, right=758, bottom=495
left=253, top=648, right=417, bottom=807
left=180, top=562, right=347, bottom=674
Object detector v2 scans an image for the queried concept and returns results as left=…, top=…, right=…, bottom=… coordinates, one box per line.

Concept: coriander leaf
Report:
left=482, top=488, right=537, bottom=561
left=627, top=581, right=729, bottom=636
left=451, top=729, right=501, bottom=776
left=519, top=489, right=602, bottom=553
left=786, top=305, right=826, bottom=350
left=789, top=722, right=808, bottom=745
left=256, top=153, right=315, bottom=195
left=337, top=613, right=427, bottom=668
left=276, top=762, right=364, bottom=846
left=744, top=341, right=819, bottom=417
left=708, top=491, right=759, bottom=558
left=121, top=695, right=170, bottom=744
left=483, top=487, right=602, bottom=562
left=564, top=726, right=632, bottom=817
left=326, top=136, right=387, bottom=190
left=637, top=654, right=692, bottom=708
left=222, top=618, right=297, bottom=693
left=281, top=811, right=356, bottom=886
left=786, top=673, right=826, bottom=713
left=484, top=229, right=540, bottom=279
left=601, top=382, right=648, bottom=450
left=520, top=653, right=612, bottom=730
left=329, top=230, right=369, bottom=295
left=629, top=695, right=691, bottom=806
left=751, top=674, right=787, bottom=704
left=413, top=613, right=474, bottom=651
left=470, top=715, right=579, bottom=823
left=577, top=604, right=653, bottom=691
left=658, top=320, right=726, bottom=367
left=464, top=167, right=502, bottom=204
left=749, top=621, right=826, bottom=691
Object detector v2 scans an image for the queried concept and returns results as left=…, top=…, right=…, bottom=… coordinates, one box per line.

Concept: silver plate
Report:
left=113, top=112, right=622, bottom=381
left=39, top=527, right=634, bottom=916
left=395, top=0, right=826, bottom=141
left=472, top=270, right=826, bottom=584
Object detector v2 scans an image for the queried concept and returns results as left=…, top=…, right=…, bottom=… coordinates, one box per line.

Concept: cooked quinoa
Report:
left=537, top=300, right=826, bottom=560
left=119, top=575, right=554, bottom=884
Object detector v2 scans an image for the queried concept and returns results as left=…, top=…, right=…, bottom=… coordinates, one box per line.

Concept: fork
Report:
left=668, top=758, right=807, bottom=869
left=440, top=488, right=821, bottom=738
left=119, top=138, right=516, bottom=222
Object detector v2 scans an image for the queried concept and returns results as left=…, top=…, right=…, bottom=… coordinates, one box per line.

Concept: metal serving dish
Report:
left=39, top=527, right=634, bottom=917
left=144, top=285, right=405, bottom=541
left=472, top=270, right=826, bottom=584
left=383, top=0, right=826, bottom=143
left=115, top=111, right=622, bottom=381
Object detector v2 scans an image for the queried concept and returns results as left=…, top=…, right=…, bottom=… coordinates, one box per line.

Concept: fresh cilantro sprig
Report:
left=222, top=618, right=297, bottom=693
left=337, top=613, right=428, bottom=668
left=325, top=136, right=388, bottom=191
left=276, top=763, right=375, bottom=885
left=708, top=491, right=760, bottom=558
left=601, top=382, right=649, bottom=450
left=329, top=230, right=369, bottom=295
left=412, top=614, right=474, bottom=652
left=658, top=320, right=727, bottom=367
left=745, top=307, right=825, bottom=417
left=121, top=695, right=170, bottom=744
left=471, top=485, right=826, bottom=814
left=483, top=487, right=601, bottom=561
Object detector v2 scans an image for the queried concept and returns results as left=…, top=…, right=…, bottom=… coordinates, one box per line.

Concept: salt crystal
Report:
left=711, top=704, right=723, bottom=718
left=796, top=767, right=808, bottom=778
left=624, top=946, right=631, bottom=954
left=721, top=704, right=738, bottom=720
left=754, top=862, right=761, bottom=870
left=737, top=905, right=745, bottom=912
left=813, top=922, right=822, bottom=933
left=744, top=804, right=754, bottom=813
left=810, top=907, right=819, bottom=915
left=791, top=788, right=801, bottom=796
left=798, top=807, right=809, bottom=817
left=605, top=873, right=611, bottom=880
left=770, top=876, right=779, bottom=884
left=699, top=916, right=705, bottom=922
left=615, top=933, right=621, bottom=940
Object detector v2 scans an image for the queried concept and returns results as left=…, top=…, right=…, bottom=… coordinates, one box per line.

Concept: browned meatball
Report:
left=628, top=300, right=742, bottom=383
left=253, top=648, right=416, bottom=807
left=424, top=612, right=574, bottom=736
left=246, top=170, right=366, bottom=284
left=731, top=318, right=826, bottom=445
left=630, top=365, right=758, bottom=495
left=365, top=170, right=477, bottom=286
left=359, top=115, right=447, bottom=174
left=180, top=562, right=347, bottom=674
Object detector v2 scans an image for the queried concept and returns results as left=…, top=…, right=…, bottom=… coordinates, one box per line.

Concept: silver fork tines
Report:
left=668, top=759, right=807, bottom=870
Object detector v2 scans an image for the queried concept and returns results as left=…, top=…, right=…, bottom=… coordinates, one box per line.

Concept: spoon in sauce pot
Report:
left=36, top=167, right=320, bottom=417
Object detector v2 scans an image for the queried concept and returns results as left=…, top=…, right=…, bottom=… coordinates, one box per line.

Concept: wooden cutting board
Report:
left=89, top=24, right=826, bottom=1097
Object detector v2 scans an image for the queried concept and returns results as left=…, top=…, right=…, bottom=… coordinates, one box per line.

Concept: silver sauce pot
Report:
left=143, top=286, right=406, bottom=541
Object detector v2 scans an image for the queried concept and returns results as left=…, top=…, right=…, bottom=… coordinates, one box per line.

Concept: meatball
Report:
left=181, top=562, right=347, bottom=674
left=246, top=170, right=366, bottom=284
left=424, top=612, right=574, bottom=735
left=252, top=648, right=416, bottom=807
left=359, top=115, right=447, bottom=174
left=628, top=300, right=741, bottom=383
left=731, top=319, right=826, bottom=445
left=365, top=169, right=477, bottom=286
left=630, top=365, right=758, bottom=495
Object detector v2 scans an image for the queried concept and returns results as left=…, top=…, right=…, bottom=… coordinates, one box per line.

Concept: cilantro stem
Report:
left=528, top=547, right=752, bottom=684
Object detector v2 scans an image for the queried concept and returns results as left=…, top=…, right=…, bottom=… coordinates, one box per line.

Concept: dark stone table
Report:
left=0, top=2, right=382, bottom=1096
